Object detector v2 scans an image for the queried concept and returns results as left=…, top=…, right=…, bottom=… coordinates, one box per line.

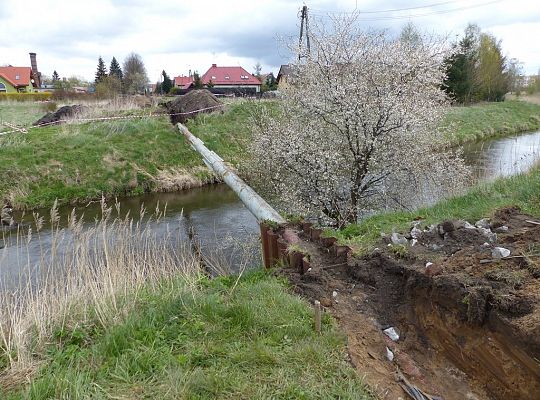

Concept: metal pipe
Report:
left=177, top=123, right=286, bottom=224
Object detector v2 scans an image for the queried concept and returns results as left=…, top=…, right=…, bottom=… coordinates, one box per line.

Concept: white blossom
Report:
left=250, top=15, right=469, bottom=227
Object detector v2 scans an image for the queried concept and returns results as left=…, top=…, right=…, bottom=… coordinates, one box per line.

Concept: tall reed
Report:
left=0, top=199, right=203, bottom=373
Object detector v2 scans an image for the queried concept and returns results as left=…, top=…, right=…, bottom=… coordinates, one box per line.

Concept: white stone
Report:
left=391, top=232, right=408, bottom=245
left=383, top=327, right=400, bottom=342
left=492, top=247, right=511, bottom=259
left=386, top=347, right=394, bottom=362
left=475, top=218, right=491, bottom=229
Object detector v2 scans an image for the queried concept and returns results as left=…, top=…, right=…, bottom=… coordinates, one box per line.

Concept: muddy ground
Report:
left=279, top=207, right=540, bottom=400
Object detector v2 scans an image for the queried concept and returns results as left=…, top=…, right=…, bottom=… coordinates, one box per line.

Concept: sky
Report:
left=0, top=0, right=539, bottom=83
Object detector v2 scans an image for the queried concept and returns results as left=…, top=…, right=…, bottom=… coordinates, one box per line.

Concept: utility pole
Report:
left=298, top=5, right=310, bottom=61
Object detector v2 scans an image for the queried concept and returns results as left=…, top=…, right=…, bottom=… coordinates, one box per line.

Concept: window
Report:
left=225, top=76, right=230, bottom=80
left=0, top=82, right=6, bottom=92
left=15, top=75, right=20, bottom=80
left=211, top=76, right=216, bottom=79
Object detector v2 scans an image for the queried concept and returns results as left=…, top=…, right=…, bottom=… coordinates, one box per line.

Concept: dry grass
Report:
left=506, top=93, right=540, bottom=105
left=0, top=199, right=203, bottom=376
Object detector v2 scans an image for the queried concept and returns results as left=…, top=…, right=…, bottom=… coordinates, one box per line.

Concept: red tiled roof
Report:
left=174, top=75, right=194, bottom=89
left=201, top=64, right=261, bottom=86
left=0, top=66, right=33, bottom=87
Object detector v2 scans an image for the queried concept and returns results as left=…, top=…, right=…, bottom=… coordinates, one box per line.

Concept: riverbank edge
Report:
left=444, top=100, right=540, bottom=146
left=328, top=166, right=540, bottom=253
left=0, top=270, right=373, bottom=399
left=4, top=99, right=539, bottom=212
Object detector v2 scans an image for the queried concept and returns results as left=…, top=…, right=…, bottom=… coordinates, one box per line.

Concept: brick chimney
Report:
left=29, top=52, right=41, bottom=88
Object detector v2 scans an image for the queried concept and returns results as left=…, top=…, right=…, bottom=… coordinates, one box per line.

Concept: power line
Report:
left=310, top=0, right=464, bottom=15
left=310, top=0, right=503, bottom=21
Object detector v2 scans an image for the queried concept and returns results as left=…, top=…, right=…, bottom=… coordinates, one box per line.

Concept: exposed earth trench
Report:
left=277, top=207, right=540, bottom=400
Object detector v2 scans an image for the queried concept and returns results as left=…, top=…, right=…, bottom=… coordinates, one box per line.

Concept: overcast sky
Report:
left=0, top=0, right=538, bottom=83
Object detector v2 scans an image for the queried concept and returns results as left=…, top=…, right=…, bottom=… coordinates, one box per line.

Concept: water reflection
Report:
left=0, top=185, right=260, bottom=287
left=462, top=130, right=540, bottom=181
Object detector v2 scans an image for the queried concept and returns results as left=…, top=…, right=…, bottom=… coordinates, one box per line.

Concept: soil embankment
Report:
left=279, top=207, right=540, bottom=399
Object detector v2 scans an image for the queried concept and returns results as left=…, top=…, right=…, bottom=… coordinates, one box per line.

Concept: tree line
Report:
left=94, top=53, right=149, bottom=96
left=444, top=23, right=521, bottom=104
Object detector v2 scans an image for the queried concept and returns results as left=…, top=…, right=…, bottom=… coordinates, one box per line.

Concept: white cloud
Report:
left=0, top=0, right=538, bottom=81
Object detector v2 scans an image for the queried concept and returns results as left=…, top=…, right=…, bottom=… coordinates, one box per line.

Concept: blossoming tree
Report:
left=250, top=16, right=469, bottom=227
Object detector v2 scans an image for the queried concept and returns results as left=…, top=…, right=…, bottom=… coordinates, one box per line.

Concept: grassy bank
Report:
left=332, top=166, right=540, bottom=253
left=0, top=100, right=263, bottom=210
left=1, top=98, right=538, bottom=210
left=443, top=100, right=540, bottom=144
left=1, top=271, right=371, bottom=399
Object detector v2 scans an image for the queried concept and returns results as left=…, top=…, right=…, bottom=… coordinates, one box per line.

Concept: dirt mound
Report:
left=165, top=90, right=222, bottom=124
left=279, top=208, right=540, bottom=400
left=33, top=105, right=84, bottom=126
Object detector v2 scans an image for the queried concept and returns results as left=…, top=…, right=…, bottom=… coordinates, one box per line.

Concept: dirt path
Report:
left=278, top=207, right=540, bottom=400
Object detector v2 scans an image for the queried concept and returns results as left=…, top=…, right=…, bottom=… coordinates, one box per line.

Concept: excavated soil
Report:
left=165, top=89, right=222, bottom=124
left=33, top=104, right=85, bottom=126
left=279, top=207, right=540, bottom=400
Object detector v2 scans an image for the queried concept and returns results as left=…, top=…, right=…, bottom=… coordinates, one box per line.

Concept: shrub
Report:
left=0, top=92, right=53, bottom=102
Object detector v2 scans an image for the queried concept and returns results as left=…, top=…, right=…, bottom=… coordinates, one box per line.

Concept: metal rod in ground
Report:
left=177, top=123, right=286, bottom=225
left=314, top=300, right=321, bottom=333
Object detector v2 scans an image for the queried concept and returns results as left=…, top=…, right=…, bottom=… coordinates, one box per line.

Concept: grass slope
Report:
left=0, top=100, right=263, bottom=209
left=332, top=167, right=540, bottom=253
left=2, top=272, right=371, bottom=399
left=443, top=100, right=540, bottom=144
left=1, top=98, right=538, bottom=210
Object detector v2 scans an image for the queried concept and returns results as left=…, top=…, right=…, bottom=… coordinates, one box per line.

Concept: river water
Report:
left=1, top=130, right=540, bottom=286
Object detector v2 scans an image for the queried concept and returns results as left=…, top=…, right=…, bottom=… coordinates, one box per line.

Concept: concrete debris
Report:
left=463, top=221, right=476, bottom=229
left=383, top=327, right=400, bottom=342
left=494, top=225, right=509, bottom=233
left=391, top=232, right=408, bottom=246
left=475, top=218, right=491, bottom=229
left=410, top=225, right=423, bottom=239
left=424, top=224, right=437, bottom=233
left=386, top=346, right=394, bottom=362
left=492, top=247, right=511, bottom=259
left=478, top=227, right=497, bottom=243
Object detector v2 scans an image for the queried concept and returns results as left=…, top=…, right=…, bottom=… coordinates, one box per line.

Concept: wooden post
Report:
left=314, top=300, right=321, bottom=333
left=260, top=223, right=271, bottom=268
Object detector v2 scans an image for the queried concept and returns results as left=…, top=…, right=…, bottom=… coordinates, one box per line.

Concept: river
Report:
left=1, top=129, right=540, bottom=286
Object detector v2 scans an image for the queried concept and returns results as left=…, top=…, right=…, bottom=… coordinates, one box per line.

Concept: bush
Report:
left=0, top=92, right=53, bottom=102
left=169, top=87, right=182, bottom=95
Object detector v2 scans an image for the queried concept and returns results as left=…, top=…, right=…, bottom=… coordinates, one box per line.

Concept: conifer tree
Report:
left=109, top=57, right=123, bottom=82
left=161, top=70, right=172, bottom=94
left=52, top=70, right=60, bottom=82
left=95, top=56, right=107, bottom=84
left=193, top=72, right=203, bottom=89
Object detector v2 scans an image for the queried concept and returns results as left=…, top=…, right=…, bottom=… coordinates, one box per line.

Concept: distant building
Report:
left=277, top=64, right=291, bottom=90
left=173, top=75, right=194, bottom=90
left=201, top=64, right=261, bottom=93
left=0, top=53, right=41, bottom=93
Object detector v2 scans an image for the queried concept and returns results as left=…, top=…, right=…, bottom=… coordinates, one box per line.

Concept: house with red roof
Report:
left=0, top=66, right=39, bottom=93
left=201, top=64, right=261, bottom=93
left=0, top=53, right=41, bottom=93
left=173, top=75, right=194, bottom=90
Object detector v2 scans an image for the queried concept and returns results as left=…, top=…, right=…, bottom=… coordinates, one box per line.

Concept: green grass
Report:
left=1, top=271, right=371, bottom=399
left=1, top=98, right=537, bottom=210
left=0, top=102, right=50, bottom=128
left=332, top=167, right=540, bottom=253
left=0, top=100, right=270, bottom=209
left=443, top=100, right=540, bottom=145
